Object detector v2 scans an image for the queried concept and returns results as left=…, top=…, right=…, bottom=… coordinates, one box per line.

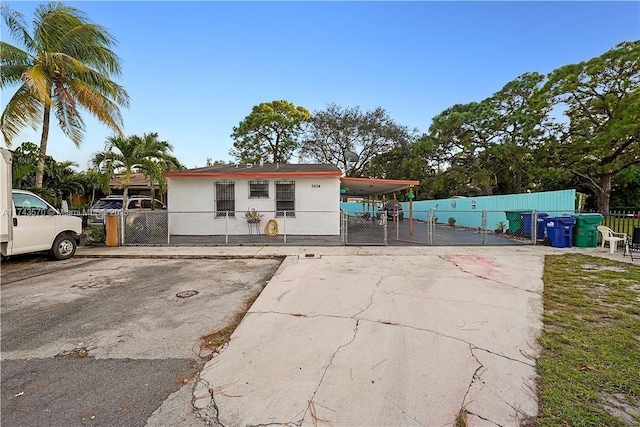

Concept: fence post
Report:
left=167, top=212, right=170, bottom=245
left=341, top=211, right=346, bottom=245
left=532, top=210, right=537, bottom=244
left=384, top=214, right=388, bottom=246
left=225, top=211, right=228, bottom=244
left=283, top=213, right=287, bottom=244
left=481, top=210, right=487, bottom=245
left=120, top=211, right=125, bottom=245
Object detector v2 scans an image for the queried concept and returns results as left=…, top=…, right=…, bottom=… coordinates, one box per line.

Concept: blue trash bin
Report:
left=521, top=212, right=548, bottom=238
left=544, top=216, right=576, bottom=248
left=536, top=213, right=549, bottom=240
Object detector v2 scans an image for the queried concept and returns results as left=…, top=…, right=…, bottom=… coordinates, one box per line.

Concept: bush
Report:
left=448, top=217, right=456, bottom=227
left=87, top=225, right=105, bottom=244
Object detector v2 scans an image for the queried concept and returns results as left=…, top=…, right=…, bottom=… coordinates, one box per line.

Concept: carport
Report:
left=340, top=178, right=526, bottom=247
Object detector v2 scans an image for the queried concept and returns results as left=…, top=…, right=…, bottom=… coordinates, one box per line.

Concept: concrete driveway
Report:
left=190, top=248, right=545, bottom=426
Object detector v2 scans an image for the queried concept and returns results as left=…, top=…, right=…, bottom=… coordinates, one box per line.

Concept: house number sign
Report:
left=311, top=184, right=321, bottom=188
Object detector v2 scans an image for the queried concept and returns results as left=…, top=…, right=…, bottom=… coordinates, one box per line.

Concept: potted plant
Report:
left=244, top=208, right=264, bottom=224
left=448, top=217, right=456, bottom=228
left=495, top=220, right=507, bottom=234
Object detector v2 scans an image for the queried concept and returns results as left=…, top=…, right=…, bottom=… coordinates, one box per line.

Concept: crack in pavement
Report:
left=458, top=347, right=531, bottom=427
left=247, top=311, right=536, bottom=367
left=465, top=410, right=504, bottom=427
left=458, top=354, right=506, bottom=427
left=301, top=319, right=360, bottom=424
left=469, top=348, right=527, bottom=416
left=196, top=378, right=226, bottom=427
left=354, top=274, right=388, bottom=317
left=375, top=391, right=426, bottom=427
left=438, top=255, right=541, bottom=295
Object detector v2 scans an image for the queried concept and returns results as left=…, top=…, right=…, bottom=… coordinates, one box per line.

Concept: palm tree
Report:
left=0, top=2, right=129, bottom=188
left=133, top=133, right=184, bottom=204
left=91, top=133, right=183, bottom=209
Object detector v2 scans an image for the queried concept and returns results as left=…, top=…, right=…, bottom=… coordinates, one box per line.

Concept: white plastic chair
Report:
left=597, top=225, right=627, bottom=254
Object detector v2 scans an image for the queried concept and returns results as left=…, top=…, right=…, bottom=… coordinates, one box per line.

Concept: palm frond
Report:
left=0, top=5, right=35, bottom=53
left=1, top=85, right=43, bottom=146
left=53, top=84, right=85, bottom=146
left=21, top=64, right=52, bottom=104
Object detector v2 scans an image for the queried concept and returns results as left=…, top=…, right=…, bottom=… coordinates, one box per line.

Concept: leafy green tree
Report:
left=0, top=2, right=129, bottom=188
left=206, top=158, right=227, bottom=166
left=10, top=142, right=40, bottom=189
left=80, top=168, right=109, bottom=208
left=91, top=133, right=182, bottom=207
left=300, top=103, right=415, bottom=177
left=484, top=72, right=551, bottom=194
left=543, top=40, right=640, bottom=213
left=42, top=158, right=84, bottom=206
left=428, top=101, right=499, bottom=195
left=230, top=100, right=310, bottom=164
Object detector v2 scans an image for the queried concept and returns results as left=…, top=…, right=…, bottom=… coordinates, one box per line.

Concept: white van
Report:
left=1, top=148, right=86, bottom=260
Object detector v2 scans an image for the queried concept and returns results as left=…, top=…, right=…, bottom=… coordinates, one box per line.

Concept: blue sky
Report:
left=1, top=1, right=639, bottom=170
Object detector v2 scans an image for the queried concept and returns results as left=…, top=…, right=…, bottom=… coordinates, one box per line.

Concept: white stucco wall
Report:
left=166, top=177, right=340, bottom=235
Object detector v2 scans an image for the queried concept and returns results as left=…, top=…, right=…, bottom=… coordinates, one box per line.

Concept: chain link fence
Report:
left=112, top=209, right=573, bottom=247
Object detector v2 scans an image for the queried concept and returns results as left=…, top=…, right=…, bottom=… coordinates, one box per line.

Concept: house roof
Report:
left=164, top=163, right=343, bottom=179
left=340, top=177, right=420, bottom=197
left=163, top=164, right=419, bottom=197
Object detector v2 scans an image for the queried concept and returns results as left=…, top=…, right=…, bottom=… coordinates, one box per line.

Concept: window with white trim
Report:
left=249, top=181, right=269, bottom=198
left=215, top=182, right=235, bottom=217
left=275, top=181, right=295, bottom=218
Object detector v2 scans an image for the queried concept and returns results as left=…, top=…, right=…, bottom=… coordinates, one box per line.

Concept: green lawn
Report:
left=537, top=254, right=640, bottom=426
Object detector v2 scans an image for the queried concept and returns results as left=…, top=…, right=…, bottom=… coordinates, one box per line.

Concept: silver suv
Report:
left=88, top=195, right=166, bottom=227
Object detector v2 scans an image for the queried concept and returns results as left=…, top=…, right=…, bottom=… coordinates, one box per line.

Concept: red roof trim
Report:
left=340, top=177, right=420, bottom=185
left=164, top=171, right=342, bottom=179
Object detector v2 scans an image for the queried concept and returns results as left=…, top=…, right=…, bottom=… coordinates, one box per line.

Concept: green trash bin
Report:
left=505, top=210, right=526, bottom=235
left=572, top=213, right=603, bottom=247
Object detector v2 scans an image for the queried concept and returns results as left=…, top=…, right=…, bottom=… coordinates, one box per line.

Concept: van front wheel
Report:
left=50, top=234, right=77, bottom=260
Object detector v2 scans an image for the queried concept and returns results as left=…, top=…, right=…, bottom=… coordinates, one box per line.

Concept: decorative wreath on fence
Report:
left=264, top=219, right=279, bottom=237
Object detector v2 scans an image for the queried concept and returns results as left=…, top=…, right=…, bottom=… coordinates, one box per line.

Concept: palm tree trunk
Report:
left=35, top=104, right=51, bottom=188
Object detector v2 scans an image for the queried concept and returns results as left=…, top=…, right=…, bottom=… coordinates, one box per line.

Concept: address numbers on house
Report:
left=311, top=184, right=321, bottom=188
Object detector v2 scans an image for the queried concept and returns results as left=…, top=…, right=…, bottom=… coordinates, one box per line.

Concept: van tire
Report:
left=49, top=233, right=77, bottom=260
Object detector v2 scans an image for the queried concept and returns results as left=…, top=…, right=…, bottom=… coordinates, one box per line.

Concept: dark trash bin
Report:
left=521, top=212, right=548, bottom=239
left=572, top=213, right=603, bottom=247
left=535, top=213, right=549, bottom=240
left=544, top=216, right=576, bottom=248
left=505, top=210, right=527, bottom=235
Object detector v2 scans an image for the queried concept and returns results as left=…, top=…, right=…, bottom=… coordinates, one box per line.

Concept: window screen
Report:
left=215, top=182, right=235, bottom=217
left=249, top=181, right=269, bottom=198
left=275, top=181, right=295, bottom=218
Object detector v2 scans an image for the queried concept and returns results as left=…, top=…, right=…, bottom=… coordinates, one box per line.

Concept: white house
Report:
left=164, top=164, right=342, bottom=237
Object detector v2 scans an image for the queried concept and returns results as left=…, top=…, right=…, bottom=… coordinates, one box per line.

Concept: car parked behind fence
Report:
left=88, top=196, right=166, bottom=227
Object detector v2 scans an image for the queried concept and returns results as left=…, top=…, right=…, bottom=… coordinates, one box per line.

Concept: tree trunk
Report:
left=150, top=181, right=156, bottom=209
left=596, top=172, right=612, bottom=214
left=35, top=104, right=51, bottom=188
left=514, top=169, right=523, bottom=194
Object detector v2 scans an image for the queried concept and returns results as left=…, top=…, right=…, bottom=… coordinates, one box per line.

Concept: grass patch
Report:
left=537, top=254, right=640, bottom=426
left=201, top=280, right=268, bottom=355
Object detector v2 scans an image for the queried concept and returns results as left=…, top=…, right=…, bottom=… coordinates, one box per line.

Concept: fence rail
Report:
left=102, top=209, right=566, bottom=247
